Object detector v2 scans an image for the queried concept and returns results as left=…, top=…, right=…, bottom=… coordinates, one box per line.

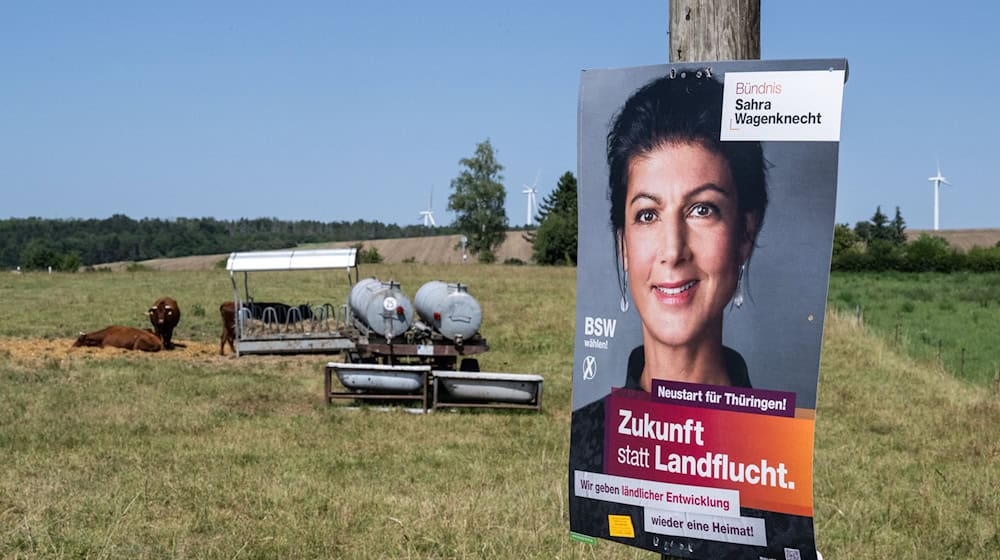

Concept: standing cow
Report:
left=220, top=301, right=237, bottom=356
left=148, top=297, right=181, bottom=349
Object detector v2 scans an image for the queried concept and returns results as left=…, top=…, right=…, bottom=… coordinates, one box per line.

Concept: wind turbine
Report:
left=928, top=163, right=950, bottom=231
left=522, top=171, right=539, bottom=227
left=419, top=189, right=437, bottom=227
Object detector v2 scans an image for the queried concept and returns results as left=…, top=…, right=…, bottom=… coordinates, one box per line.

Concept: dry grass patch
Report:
left=815, top=310, right=999, bottom=557
left=3, top=337, right=223, bottom=363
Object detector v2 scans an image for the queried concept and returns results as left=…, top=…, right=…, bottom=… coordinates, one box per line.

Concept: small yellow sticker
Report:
left=607, top=515, right=635, bottom=538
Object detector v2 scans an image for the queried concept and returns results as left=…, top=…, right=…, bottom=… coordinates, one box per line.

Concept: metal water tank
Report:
left=348, top=278, right=414, bottom=340
left=414, top=281, right=483, bottom=341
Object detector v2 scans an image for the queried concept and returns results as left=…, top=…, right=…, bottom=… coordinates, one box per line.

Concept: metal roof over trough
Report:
left=226, top=248, right=357, bottom=272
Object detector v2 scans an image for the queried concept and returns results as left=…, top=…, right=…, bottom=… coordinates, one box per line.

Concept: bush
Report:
left=60, top=252, right=82, bottom=273
left=20, top=241, right=61, bottom=271
left=866, top=240, right=903, bottom=271
left=832, top=248, right=871, bottom=272
left=532, top=212, right=577, bottom=266
left=903, top=234, right=953, bottom=272
left=353, top=244, right=384, bottom=264
left=831, top=223, right=860, bottom=260
left=831, top=232, right=1000, bottom=273
left=401, top=256, right=416, bottom=264
left=126, top=262, right=150, bottom=272
left=965, top=246, right=1000, bottom=272
left=477, top=251, right=496, bottom=264
left=503, top=258, right=525, bottom=266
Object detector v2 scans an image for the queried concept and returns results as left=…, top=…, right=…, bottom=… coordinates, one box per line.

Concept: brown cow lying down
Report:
left=219, top=301, right=236, bottom=356
left=73, top=326, right=164, bottom=352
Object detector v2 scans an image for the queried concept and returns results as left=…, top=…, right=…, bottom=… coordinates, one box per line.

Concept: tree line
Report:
left=833, top=206, right=1000, bottom=272
left=5, top=139, right=577, bottom=271
left=4, top=215, right=454, bottom=271
left=20, top=139, right=996, bottom=274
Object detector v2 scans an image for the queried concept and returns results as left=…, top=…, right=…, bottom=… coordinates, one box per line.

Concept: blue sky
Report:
left=2, top=1, right=997, bottom=230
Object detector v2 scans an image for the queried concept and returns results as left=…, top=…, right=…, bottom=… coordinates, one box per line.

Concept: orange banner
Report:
left=604, top=391, right=814, bottom=517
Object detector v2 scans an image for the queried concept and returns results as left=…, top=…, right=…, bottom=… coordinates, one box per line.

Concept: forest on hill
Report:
left=1, top=215, right=459, bottom=270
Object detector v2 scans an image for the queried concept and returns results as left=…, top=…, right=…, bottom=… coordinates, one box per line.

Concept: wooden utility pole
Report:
left=668, top=0, right=760, bottom=62
left=664, top=6, right=761, bottom=559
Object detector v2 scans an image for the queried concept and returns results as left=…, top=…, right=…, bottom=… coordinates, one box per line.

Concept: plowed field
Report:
left=905, top=228, right=1000, bottom=250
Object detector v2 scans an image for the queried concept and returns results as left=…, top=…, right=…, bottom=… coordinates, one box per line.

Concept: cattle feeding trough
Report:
left=226, top=248, right=358, bottom=356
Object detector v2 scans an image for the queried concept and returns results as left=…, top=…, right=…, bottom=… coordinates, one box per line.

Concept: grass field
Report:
left=1, top=266, right=997, bottom=558
left=828, top=271, right=1000, bottom=385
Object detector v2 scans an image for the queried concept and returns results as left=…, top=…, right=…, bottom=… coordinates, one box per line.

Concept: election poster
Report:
left=569, top=58, right=847, bottom=559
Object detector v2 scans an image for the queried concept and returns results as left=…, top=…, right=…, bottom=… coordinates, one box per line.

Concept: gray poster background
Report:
left=572, top=58, right=847, bottom=411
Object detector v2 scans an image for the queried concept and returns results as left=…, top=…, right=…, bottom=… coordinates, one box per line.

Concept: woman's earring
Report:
left=620, top=271, right=630, bottom=313
left=734, top=264, right=746, bottom=309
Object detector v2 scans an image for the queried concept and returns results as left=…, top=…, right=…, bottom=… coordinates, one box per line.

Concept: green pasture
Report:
left=0, top=266, right=997, bottom=558
left=828, top=271, right=1000, bottom=385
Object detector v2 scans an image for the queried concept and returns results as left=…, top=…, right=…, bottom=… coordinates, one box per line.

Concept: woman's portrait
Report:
left=607, top=72, right=767, bottom=391
left=569, top=59, right=844, bottom=557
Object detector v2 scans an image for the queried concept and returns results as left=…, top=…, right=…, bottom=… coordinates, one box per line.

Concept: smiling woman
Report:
left=607, top=72, right=768, bottom=390
left=571, top=59, right=846, bottom=560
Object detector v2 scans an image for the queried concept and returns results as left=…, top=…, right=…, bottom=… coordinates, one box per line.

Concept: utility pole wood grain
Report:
left=669, top=0, right=760, bottom=62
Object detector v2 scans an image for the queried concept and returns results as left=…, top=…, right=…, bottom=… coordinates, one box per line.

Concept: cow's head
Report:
left=149, top=301, right=179, bottom=326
